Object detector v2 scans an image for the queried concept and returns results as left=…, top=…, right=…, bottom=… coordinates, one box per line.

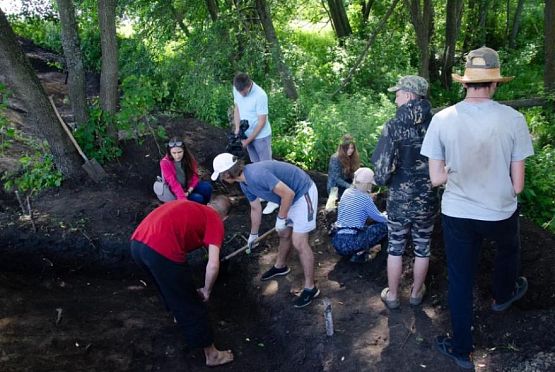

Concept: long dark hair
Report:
left=336, top=134, right=360, bottom=179
left=166, top=137, right=194, bottom=182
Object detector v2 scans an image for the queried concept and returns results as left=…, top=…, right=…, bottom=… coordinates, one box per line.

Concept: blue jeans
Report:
left=188, top=180, right=212, bottom=205
left=130, top=240, right=213, bottom=348
left=332, top=222, right=388, bottom=256
left=442, top=210, right=520, bottom=355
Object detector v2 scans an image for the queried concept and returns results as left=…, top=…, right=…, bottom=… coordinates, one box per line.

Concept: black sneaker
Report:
left=435, top=335, right=474, bottom=370
left=491, top=276, right=528, bottom=312
left=260, top=265, right=291, bottom=281
left=293, top=287, right=320, bottom=308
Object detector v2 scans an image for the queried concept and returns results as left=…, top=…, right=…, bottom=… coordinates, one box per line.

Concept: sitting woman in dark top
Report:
left=160, top=137, right=212, bottom=204
left=327, top=134, right=360, bottom=197
left=331, top=167, right=388, bottom=263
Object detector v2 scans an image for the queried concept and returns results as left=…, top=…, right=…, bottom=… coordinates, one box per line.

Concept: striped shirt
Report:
left=336, top=188, right=387, bottom=234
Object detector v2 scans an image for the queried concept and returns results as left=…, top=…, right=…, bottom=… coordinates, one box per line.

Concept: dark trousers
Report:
left=332, top=222, right=388, bottom=256
left=130, top=240, right=213, bottom=348
left=442, top=210, right=520, bottom=355
left=188, top=180, right=213, bottom=205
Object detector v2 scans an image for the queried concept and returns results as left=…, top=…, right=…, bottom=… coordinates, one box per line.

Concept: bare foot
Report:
left=205, top=347, right=234, bottom=367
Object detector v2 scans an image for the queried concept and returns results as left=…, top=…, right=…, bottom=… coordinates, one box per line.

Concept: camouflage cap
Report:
left=387, top=75, right=428, bottom=97
left=452, top=46, right=514, bottom=83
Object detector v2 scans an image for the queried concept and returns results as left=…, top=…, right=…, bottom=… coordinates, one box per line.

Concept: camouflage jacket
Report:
left=371, top=98, right=438, bottom=218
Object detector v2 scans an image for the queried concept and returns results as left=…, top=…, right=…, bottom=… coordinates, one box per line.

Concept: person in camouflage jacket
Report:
left=371, top=75, right=439, bottom=309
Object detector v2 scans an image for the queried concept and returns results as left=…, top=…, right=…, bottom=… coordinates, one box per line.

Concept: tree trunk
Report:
left=404, top=0, right=434, bottom=81
left=0, top=10, right=83, bottom=178
left=205, top=0, right=219, bottom=21
left=441, top=0, right=464, bottom=88
left=333, top=0, right=401, bottom=96
left=255, top=0, right=298, bottom=100
left=546, top=0, right=555, bottom=95
left=98, top=0, right=118, bottom=121
left=326, top=0, right=352, bottom=39
left=361, top=0, right=375, bottom=24
left=478, top=0, right=488, bottom=45
left=169, top=1, right=191, bottom=37
left=55, top=0, right=89, bottom=126
left=509, top=0, right=525, bottom=48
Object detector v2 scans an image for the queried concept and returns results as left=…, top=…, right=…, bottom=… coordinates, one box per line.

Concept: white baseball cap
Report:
left=211, top=153, right=237, bottom=181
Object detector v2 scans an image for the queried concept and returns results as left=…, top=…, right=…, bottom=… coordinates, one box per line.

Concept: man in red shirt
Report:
left=130, top=196, right=233, bottom=367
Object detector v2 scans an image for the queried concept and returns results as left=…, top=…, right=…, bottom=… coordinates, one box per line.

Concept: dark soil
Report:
left=1, top=40, right=554, bottom=372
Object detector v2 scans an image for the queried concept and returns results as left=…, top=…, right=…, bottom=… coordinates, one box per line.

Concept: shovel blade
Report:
left=82, top=158, right=107, bottom=183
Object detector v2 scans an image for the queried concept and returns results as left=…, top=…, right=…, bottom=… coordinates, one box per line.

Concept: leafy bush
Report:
left=74, top=101, right=122, bottom=164
left=0, top=83, right=13, bottom=154
left=273, top=91, right=395, bottom=171
left=520, top=144, right=555, bottom=233
left=2, top=150, right=62, bottom=193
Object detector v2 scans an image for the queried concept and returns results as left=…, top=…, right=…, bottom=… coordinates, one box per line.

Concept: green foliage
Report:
left=74, top=101, right=122, bottom=164
left=520, top=144, right=555, bottom=233
left=2, top=150, right=63, bottom=193
left=0, top=83, right=14, bottom=154
left=9, top=17, right=62, bottom=53
left=273, top=91, right=395, bottom=170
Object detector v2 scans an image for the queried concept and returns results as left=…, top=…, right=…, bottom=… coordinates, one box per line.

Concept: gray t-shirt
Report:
left=421, top=100, right=534, bottom=220
left=240, top=161, right=313, bottom=204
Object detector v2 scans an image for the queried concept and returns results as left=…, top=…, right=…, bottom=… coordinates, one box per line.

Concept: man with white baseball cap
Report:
left=212, top=153, right=320, bottom=308
left=421, top=46, right=534, bottom=370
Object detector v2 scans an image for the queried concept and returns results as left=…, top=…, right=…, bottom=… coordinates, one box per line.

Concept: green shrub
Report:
left=520, top=144, right=555, bottom=233
left=74, top=101, right=122, bottom=164
left=2, top=150, right=62, bottom=193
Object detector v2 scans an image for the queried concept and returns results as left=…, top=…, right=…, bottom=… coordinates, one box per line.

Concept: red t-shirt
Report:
left=131, top=200, right=224, bottom=263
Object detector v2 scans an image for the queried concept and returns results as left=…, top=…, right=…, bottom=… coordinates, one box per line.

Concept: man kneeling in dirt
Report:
left=130, top=196, right=234, bottom=367
left=211, top=153, right=320, bottom=308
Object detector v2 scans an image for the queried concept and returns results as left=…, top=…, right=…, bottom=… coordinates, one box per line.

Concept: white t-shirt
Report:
left=421, top=100, right=534, bottom=221
left=233, top=82, right=271, bottom=139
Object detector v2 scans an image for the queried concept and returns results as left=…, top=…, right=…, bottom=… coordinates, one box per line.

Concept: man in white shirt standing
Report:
left=420, top=47, right=534, bottom=370
left=233, top=72, right=278, bottom=214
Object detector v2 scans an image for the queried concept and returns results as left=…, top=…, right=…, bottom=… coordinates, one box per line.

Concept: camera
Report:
left=238, top=120, right=249, bottom=139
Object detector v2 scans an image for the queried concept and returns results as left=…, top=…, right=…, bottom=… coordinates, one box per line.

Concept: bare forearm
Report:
left=429, top=159, right=448, bottom=187
left=511, top=160, right=525, bottom=194
left=250, top=207, right=262, bottom=234
left=234, top=105, right=240, bottom=133
left=245, top=115, right=266, bottom=144
left=204, top=261, right=219, bottom=294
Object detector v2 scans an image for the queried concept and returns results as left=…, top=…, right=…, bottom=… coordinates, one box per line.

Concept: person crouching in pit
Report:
left=331, top=167, right=388, bottom=263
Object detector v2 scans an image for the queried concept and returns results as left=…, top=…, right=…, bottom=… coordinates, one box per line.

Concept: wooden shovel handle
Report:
left=222, top=227, right=276, bottom=261
left=48, top=96, right=88, bottom=161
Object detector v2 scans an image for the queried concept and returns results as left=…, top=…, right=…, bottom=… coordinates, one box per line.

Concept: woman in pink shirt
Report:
left=160, top=137, right=212, bottom=204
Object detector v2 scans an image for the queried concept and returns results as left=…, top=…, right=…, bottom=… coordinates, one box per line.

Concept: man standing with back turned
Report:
left=233, top=72, right=279, bottom=214
left=421, top=47, right=534, bottom=370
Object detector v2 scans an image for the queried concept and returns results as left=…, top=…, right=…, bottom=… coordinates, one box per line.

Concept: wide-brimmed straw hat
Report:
left=452, top=47, right=514, bottom=84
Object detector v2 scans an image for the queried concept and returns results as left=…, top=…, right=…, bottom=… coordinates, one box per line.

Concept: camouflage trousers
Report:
left=387, top=216, right=435, bottom=258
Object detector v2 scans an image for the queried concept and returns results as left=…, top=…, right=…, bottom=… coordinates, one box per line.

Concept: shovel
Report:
left=48, top=96, right=107, bottom=183
left=221, top=227, right=276, bottom=262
